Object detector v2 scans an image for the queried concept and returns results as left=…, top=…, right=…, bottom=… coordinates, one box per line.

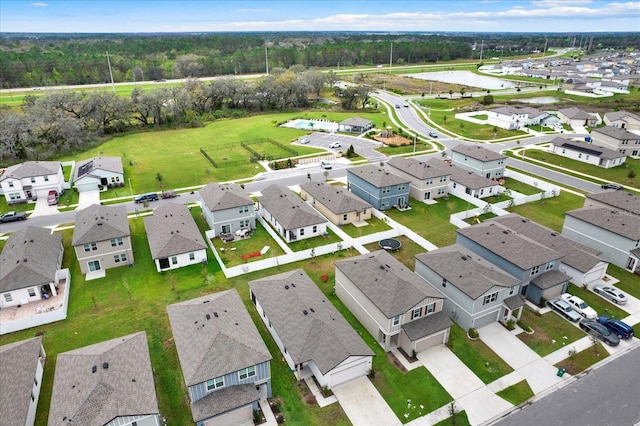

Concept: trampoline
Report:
left=379, top=238, right=401, bottom=251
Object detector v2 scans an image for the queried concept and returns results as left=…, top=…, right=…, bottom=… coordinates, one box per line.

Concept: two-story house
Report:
left=590, top=126, right=640, bottom=158
left=386, top=157, right=451, bottom=202
left=451, top=144, right=507, bottom=180
left=167, top=289, right=272, bottom=426
left=603, top=110, right=640, bottom=130
left=72, top=204, right=133, bottom=278
left=73, top=156, right=124, bottom=192
left=584, top=190, right=640, bottom=214
left=258, top=184, right=327, bottom=243
left=144, top=203, right=207, bottom=272
left=550, top=137, right=626, bottom=169
left=557, top=107, right=599, bottom=128
left=347, top=164, right=410, bottom=211
left=415, top=245, right=524, bottom=331
left=0, top=161, right=64, bottom=204
left=486, top=106, right=530, bottom=130
left=299, top=181, right=372, bottom=226
left=249, top=269, right=374, bottom=389
left=334, top=250, right=452, bottom=354
left=0, top=336, right=46, bottom=426
left=199, top=183, right=256, bottom=237
left=443, top=162, right=502, bottom=199
left=48, top=332, right=161, bottom=426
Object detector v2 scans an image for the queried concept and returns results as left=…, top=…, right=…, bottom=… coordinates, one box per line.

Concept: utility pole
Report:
left=479, top=40, right=484, bottom=62
left=265, top=47, right=269, bottom=75
left=106, top=51, right=115, bottom=93
left=389, top=42, right=393, bottom=72
left=543, top=38, right=548, bottom=55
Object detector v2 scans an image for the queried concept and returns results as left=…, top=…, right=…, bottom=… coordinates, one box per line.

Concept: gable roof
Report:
left=199, top=183, right=253, bottom=212
left=489, top=106, right=545, bottom=118
left=0, top=336, right=44, bottom=426
left=387, top=156, right=451, bottom=180
left=258, top=185, right=327, bottom=229
left=0, top=226, right=62, bottom=292
left=451, top=144, right=507, bottom=162
left=566, top=207, right=640, bottom=240
left=73, top=157, right=123, bottom=182
left=438, top=161, right=498, bottom=189
left=167, top=289, right=271, bottom=387
left=347, top=164, right=409, bottom=188
left=551, top=137, right=624, bottom=160
left=48, top=332, right=159, bottom=426
left=190, top=384, right=259, bottom=423
left=339, top=117, right=373, bottom=127
left=457, top=222, right=563, bottom=270
left=299, top=182, right=371, bottom=215
left=415, top=244, right=520, bottom=299
left=143, top=203, right=206, bottom=259
left=586, top=191, right=640, bottom=215
left=0, top=161, right=60, bottom=182
left=72, top=204, right=130, bottom=246
left=249, top=269, right=373, bottom=375
left=335, top=250, right=445, bottom=318
left=592, top=125, right=640, bottom=140
left=604, top=110, right=640, bottom=122
left=558, top=107, right=593, bottom=120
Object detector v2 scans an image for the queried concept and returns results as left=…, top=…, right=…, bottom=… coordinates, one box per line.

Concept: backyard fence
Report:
left=201, top=138, right=299, bottom=168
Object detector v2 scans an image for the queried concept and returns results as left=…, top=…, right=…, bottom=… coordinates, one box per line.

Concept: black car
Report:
left=600, top=183, right=623, bottom=190
left=597, top=316, right=634, bottom=340
left=579, top=319, right=620, bottom=346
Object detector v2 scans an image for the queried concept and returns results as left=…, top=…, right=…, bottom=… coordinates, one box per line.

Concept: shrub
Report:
left=505, top=319, right=516, bottom=330
left=468, top=328, right=479, bottom=338
left=367, top=368, right=376, bottom=379
left=517, top=320, right=532, bottom=333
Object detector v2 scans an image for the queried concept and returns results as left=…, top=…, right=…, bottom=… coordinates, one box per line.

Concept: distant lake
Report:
left=407, top=71, right=517, bottom=90
left=517, top=97, right=560, bottom=104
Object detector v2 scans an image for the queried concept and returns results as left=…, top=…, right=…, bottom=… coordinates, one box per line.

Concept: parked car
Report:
left=560, top=293, right=597, bottom=319
left=47, top=190, right=59, bottom=205
left=299, top=138, right=310, bottom=144
left=579, top=319, right=620, bottom=346
left=546, top=298, right=582, bottom=322
left=161, top=190, right=178, bottom=199
left=593, top=285, right=628, bottom=305
left=134, top=192, right=159, bottom=204
left=0, top=211, right=27, bottom=223
left=320, top=160, right=332, bottom=170
left=428, top=131, right=438, bottom=138
left=329, top=142, right=342, bottom=149
left=597, top=316, right=634, bottom=339
left=600, top=183, right=623, bottom=190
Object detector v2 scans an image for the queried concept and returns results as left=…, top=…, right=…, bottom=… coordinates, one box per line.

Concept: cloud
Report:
left=531, top=0, right=593, bottom=5
left=29, top=2, right=48, bottom=6
left=234, top=8, right=270, bottom=13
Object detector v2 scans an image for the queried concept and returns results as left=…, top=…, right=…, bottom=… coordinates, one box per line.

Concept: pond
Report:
left=407, top=71, right=517, bottom=90
left=516, top=97, right=560, bottom=104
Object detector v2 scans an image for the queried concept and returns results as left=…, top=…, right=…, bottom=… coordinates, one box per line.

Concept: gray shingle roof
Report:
left=451, top=144, right=507, bottom=162
left=401, top=311, right=452, bottom=341
left=249, top=269, right=374, bottom=375
left=72, top=204, right=130, bottom=246
left=558, top=107, right=593, bottom=120
left=457, top=222, right=563, bottom=270
left=190, top=384, right=259, bottom=422
left=0, top=336, right=44, bottom=426
left=48, top=332, right=159, bottom=426
left=504, top=295, right=526, bottom=310
left=489, top=106, right=545, bottom=118
left=347, top=164, right=409, bottom=188
left=167, top=289, right=271, bottom=387
left=0, top=161, right=60, bottom=181
left=415, top=244, right=520, bottom=299
left=199, top=183, right=253, bottom=212
left=339, top=117, right=373, bottom=127
left=592, top=125, right=640, bottom=140
left=387, top=157, right=451, bottom=180
left=566, top=207, right=640, bottom=240
left=258, top=185, right=327, bottom=229
left=73, top=157, right=123, bottom=182
left=334, top=250, right=445, bottom=318
left=530, top=270, right=572, bottom=290
left=299, top=182, right=371, bottom=215
left=439, top=162, right=498, bottom=189
left=551, top=137, right=624, bottom=160
left=604, top=110, right=640, bottom=122
left=586, top=191, right=640, bottom=215
left=143, top=203, right=206, bottom=259
left=0, top=226, right=62, bottom=292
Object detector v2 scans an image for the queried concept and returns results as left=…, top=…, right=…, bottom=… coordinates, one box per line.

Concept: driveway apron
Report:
left=333, top=377, right=401, bottom=426
left=76, top=189, right=101, bottom=210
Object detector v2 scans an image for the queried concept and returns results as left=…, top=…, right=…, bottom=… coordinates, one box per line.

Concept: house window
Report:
left=4, top=293, right=13, bottom=302
left=8, top=181, right=14, bottom=187
left=578, top=153, right=582, bottom=159
left=392, top=315, right=401, bottom=326
left=382, top=186, right=390, bottom=194
left=28, top=288, right=36, bottom=297
left=530, top=265, right=540, bottom=276
left=110, top=237, right=123, bottom=247
left=88, top=261, right=101, bottom=272
left=114, top=254, right=127, bottom=263
left=34, top=377, right=38, bottom=386
left=44, top=176, right=49, bottom=182
left=585, top=155, right=590, bottom=160
left=31, top=392, right=35, bottom=402
left=452, top=182, right=457, bottom=188
left=206, top=376, right=224, bottom=391
left=343, top=214, right=348, bottom=221
left=381, top=200, right=390, bottom=208
left=442, top=278, right=447, bottom=288
left=397, top=184, right=406, bottom=191
left=300, top=229, right=305, bottom=236
left=440, top=176, right=447, bottom=182
left=426, top=179, right=433, bottom=185
left=83, top=242, right=97, bottom=252
left=362, top=209, right=367, bottom=215
left=30, top=177, right=36, bottom=183
left=189, top=252, right=195, bottom=261
left=483, top=292, right=499, bottom=305
left=508, top=287, right=516, bottom=296
left=171, top=256, right=178, bottom=265
left=438, top=188, right=446, bottom=195
left=545, top=261, right=554, bottom=271
left=411, top=307, right=422, bottom=320
left=425, top=303, right=435, bottom=314
left=312, top=225, right=317, bottom=233
left=9, top=193, right=20, bottom=200
left=239, top=205, right=249, bottom=213
left=238, top=366, right=256, bottom=380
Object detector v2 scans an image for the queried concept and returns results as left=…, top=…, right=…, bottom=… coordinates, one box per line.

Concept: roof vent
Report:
left=461, top=256, right=468, bottom=260
left=92, top=365, right=97, bottom=373
left=102, top=362, right=109, bottom=370
left=303, top=310, right=308, bottom=315
left=379, top=265, right=385, bottom=270
left=206, top=314, right=211, bottom=320
left=291, top=283, right=296, bottom=288
left=502, top=230, right=509, bottom=234
left=310, top=308, right=315, bottom=313
left=203, top=300, right=210, bottom=304
left=213, top=312, right=219, bottom=318
left=285, top=285, right=290, bottom=290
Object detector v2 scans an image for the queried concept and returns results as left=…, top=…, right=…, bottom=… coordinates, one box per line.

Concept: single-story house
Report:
left=584, top=190, right=640, bottom=215
left=347, top=164, right=410, bottom=211
left=603, top=110, right=640, bottom=130
left=0, top=161, right=64, bottom=204
left=338, top=117, right=374, bottom=133
left=386, top=157, right=451, bottom=201
left=334, top=250, right=452, bottom=353
left=167, top=289, right=272, bottom=426
left=550, top=137, right=626, bottom=169
left=48, top=332, right=161, bottom=426
left=444, top=163, right=502, bottom=199
left=199, top=183, right=256, bottom=237
left=557, top=107, right=599, bottom=128
left=451, top=144, right=506, bottom=180
left=249, top=269, right=374, bottom=389
left=73, top=156, right=124, bottom=192
left=415, top=245, right=524, bottom=331
left=144, top=203, right=207, bottom=272
left=299, top=181, right=372, bottom=226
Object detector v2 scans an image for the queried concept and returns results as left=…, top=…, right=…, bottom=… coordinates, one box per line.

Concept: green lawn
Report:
left=503, top=177, right=543, bottom=196
left=496, top=380, right=534, bottom=406
left=607, top=265, right=640, bottom=301
left=565, top=283, right=627, bottom=321
left=447, top=325, right=513, bottom=384
left=376, top=142, right=436, bottom=156
left=0, top=198, right=35, bottom=214
left=508, top=190, right=585, bottom=232
left=433, top=410, right=471, bottom=426
left=340, top=215, right=393, bottom=238
left=555, top=342, right=608, bottom=375
left=286, top=227, right=343, bottom=251
left=517, top=307, right=587, bottom=357
left=211, top=222, right=287, bottom=268
left=364, top=235, right=429, bottom=270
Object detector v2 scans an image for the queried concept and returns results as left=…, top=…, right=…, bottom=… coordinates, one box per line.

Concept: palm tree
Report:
left=448, top=89, right=453, bottom=98
left=460, top=88, right=466, bottom=98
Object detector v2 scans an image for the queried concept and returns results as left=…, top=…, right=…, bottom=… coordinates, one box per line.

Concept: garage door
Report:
left=328, top=356, right=370, bottom=388
left=583, top=265, right=606, bottom=285
left=76, top=182, right=98, bottom=192
left=414, top=331, right=447, bottom=353
left=473, top=310, right=499, bottom=329
left=203, top=404, right=252, bottom=426
left=543, top=285, right=564, bottom=300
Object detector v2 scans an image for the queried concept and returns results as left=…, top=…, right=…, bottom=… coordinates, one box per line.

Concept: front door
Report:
left=627, top=256, right=637, bottom=271
left=424, top=192, right=431, bottom=200
left=221, top=224, right=231, bottom=234
left=88, top=260, right=101, bottom=272
left=159, top=258, right=170, bottom=270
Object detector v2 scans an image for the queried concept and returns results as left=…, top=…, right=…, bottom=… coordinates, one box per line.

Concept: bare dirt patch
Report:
left=373, top=134, right=412, bottom=146
left=350, top=72, right=483, bottom=95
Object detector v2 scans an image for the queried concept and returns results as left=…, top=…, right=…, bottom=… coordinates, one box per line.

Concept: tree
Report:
left=443, top=115, right=448, bottom=124
left=156, top=171, right=163, bottom=185
left=346, top=145, right=355, bottom=158
left=628, top=169, right=636, bottom=179
left=482, top=94, right=494, bottom=105
left=448, top=89, right=454, bottom=98
left=460, top=88, right=466, bottom=98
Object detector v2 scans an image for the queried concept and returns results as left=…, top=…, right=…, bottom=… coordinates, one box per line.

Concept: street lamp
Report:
left=128, top=178, right=133, bottom=197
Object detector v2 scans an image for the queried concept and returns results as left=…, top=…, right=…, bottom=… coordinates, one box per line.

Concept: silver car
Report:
left=547, top=298, right=581, bottom=322
left=593, top=285, right=628, bottom=305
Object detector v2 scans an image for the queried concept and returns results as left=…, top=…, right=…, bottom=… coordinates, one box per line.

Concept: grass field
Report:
left=517, top=307, right=587, bottom=357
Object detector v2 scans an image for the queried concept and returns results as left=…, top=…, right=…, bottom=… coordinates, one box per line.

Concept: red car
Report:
left=47, top=190, right=58, bottom=205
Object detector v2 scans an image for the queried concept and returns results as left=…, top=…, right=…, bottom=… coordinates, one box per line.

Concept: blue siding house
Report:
left=347, top=164, right=410, bottom=211
left=167, top=289, right=272, bottom=426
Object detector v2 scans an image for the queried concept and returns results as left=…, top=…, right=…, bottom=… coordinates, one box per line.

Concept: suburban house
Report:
left=73, top=156, right=124, bottom=192
left=337, top=117, right=374, bottom=133
left=443, top=162, right=502, bottom=199
left=257, top=184, right=327, bottom=243
left=557, top=107, right=599, bottom=128
left=590, top=126, right=640, bottom=159
left=562, top=207, right=640, bottom=273
left=487, top=214, right=609, bottom=287
left=144, top=203, right=207, bottom=272
left=386, top=156, right=451, bottom=202
left=0, top=226, right=64, bottom=309
left=347, top=164, right=410, bottom=210
left=486, top=106, right=550, bottom=130
left=199, top=183, right=256, bottom=237
left=0, top=336, right=46, bottom=426
left=456, top=222, right=571, bottom=305
left=584, top=190, right=640, bottom=215
left=167, top=289, right=272, bottom=426
left=299, top=181, right=372, bottom=226
left=334, top=250, right=452, bottom=354
left=48, top=332, right=161, bottom=426
left=603, top=110, right=640, bottom=130
left=72, top=204, right=133, bottom=277
left=249, top=269, right=374, bottom=389
left=415, top=244, right=524, bottom=331
left=0, top=161, right=64, bottom=204
left=550, top=137, right=626, bottom=169
left=450, top=144, right=507, bottom=180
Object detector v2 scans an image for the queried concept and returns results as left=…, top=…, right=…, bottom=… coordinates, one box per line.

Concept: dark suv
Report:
left=134, top=192, right=159, bottom=203
left=601, top=183, right=623, bottom=190
left=597, top=316, right=634, bottom=339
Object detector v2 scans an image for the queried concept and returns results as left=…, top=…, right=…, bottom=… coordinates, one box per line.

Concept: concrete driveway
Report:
left=333, top=377, right=401, bottom=426
left=76, top=189, right=100, bottom=210
left=30, top=196, right=59, bottom=217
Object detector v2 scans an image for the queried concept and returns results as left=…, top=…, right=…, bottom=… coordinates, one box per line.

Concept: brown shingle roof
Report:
left=451, top=144, right=507, bottom=162
left=387, top=157, right=451, bottom=180
left=300, top=182, right=371, bottom=215
left=0, top=161, right=60, bottom=181
left=586, top=191, right=640, bottom=215
left=565, top=207, right=640, bottom=240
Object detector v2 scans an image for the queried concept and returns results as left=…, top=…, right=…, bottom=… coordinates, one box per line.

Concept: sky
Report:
left=1, top=0, right=639, bottom=33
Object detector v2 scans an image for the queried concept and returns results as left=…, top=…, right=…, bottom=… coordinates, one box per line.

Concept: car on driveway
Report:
left=560, top=293, right=597, bottom=319
left=47, top=190, right=58, bottom=205
left=593, top=285, right=628, bottom=305
left=547, top=298, right=582, bottom=322
left=600, top=183, right=623, bottom=190
left=579, top=319, right=620, bottom=346
left=597, top=316, right=634, bottom=339
left=329, top=142, right=342, bottom=149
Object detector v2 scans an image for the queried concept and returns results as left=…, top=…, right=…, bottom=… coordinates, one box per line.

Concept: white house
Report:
left=550, top=137, right=626, bottom=169
left=0, top=161, right=64, bottom=204
left=73, top=156, right=124, bottom=192
left=451, top=144, right=507, bottom=180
